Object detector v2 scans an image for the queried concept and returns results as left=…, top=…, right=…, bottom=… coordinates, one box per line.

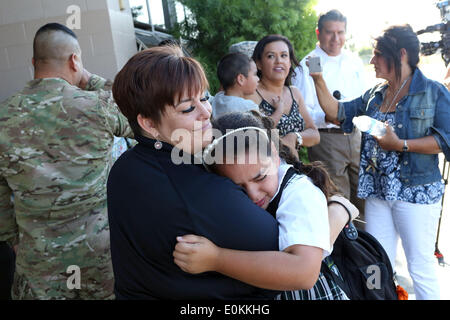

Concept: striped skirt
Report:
left=276, top=257, right=349, bottom=300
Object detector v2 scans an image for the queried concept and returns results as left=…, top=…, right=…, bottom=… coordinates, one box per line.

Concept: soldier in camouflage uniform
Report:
left=0, top=23, right=132, bottom=299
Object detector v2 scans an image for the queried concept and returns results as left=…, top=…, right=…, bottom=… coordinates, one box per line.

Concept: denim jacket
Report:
left=337, top=68, right=450, bottom=186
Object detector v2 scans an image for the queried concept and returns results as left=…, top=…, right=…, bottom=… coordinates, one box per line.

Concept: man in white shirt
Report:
left=292, top=9, right=366, bottom=229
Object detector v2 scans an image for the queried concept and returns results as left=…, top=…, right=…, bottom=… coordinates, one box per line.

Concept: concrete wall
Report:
left=0, top=0, right=137, bottom=101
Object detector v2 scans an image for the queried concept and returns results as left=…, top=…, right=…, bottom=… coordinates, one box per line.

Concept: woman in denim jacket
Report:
left=309, top=24, right=450, bottom=300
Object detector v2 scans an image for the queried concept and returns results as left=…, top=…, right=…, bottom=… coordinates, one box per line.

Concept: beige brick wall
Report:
left=0, top=0, right=137, bottom=101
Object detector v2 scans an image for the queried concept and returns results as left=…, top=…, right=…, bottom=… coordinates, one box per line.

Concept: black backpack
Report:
left=267, top=166, right=398, bottom=300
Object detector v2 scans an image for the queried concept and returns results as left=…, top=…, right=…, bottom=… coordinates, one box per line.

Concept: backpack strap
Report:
left=266, top=166, right=297, bottom=217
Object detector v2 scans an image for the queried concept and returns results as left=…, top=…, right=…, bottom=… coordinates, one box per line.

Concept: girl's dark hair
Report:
left=251, top=34, right=300, bottom=86
left=374, top=24, right=420, bottom=81
left=207, top=111, right=338, bottom=199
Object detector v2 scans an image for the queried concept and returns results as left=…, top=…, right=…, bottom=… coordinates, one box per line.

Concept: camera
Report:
left=417, top=0, right=450, bottom=66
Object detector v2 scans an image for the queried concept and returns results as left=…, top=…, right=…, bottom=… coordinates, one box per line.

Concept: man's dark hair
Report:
left=217, top=52, right=253, bottom=90
left=317, top=9, right=347, bottom=32
left=35, top=23, right=78, bottom=40
left=33, top=23, right=79, bottom=62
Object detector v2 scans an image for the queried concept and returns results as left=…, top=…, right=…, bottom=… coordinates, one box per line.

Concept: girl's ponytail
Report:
left=277, top=138, right=338, bottom=199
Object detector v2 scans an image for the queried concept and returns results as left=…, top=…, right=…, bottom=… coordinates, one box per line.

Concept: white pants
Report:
left=365, top=197, right=442, bottom=300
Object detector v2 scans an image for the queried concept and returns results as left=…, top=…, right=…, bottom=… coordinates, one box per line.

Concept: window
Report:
left=130, top=0, right=181, bottom=30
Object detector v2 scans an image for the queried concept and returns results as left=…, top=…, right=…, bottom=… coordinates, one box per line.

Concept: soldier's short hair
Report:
left=33, top=22, right=80, bottom=62
left=36, top=22, right=78, bottom=40
left=217, top=52, right=253, bottom=90
left=112, top=46, right=209, bottom=135
left=317, top=9, right=347, bottom=32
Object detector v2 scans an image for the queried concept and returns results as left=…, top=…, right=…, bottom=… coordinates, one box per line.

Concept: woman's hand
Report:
left=375, top=123, right=403, bottom=152
left=271, top=95, right=283, bottom=111
left=77, top=68, right=92, bottom=90
left=329, top=194, right=359, bottom=221
left=306, top=56, right=323, bottom=81
left=173, top=235, right=220, bottom=274
left=268, top=95, right=285, bottom=126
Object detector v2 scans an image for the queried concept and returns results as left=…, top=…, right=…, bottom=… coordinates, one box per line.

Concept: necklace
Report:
left=366, top=75, right=411, bottom=173
left=381, top=75, right=411, bottom=121
left=259, top=82, right=284, bottom=99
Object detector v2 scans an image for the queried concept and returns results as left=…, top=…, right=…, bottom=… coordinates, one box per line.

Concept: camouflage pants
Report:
left=11, top=259, right=115, bottom=300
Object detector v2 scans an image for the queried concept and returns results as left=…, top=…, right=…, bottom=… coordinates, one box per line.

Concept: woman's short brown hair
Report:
left=112, top=45, right=209, bottom=135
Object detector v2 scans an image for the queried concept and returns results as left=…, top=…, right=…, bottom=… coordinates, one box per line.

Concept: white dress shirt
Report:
left=272, top=162, right=331, bottom=257
left=292, top=45, right=366, bottom=129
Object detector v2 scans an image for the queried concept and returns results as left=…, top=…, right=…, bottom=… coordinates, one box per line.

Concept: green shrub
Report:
left=172, top=0, right=318, bottom=94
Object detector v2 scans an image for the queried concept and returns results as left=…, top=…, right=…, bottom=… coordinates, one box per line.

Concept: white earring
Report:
left=154, top=140, right=163, bottom=150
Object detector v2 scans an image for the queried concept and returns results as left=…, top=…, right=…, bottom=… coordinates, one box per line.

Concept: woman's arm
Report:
left=327, top=195, right=359, bottom=246
left=174, top=235, right=322, bottom=290
left=173, top=195, right=358, bottom=290
left=376, top=124, right=442, bottom=154
left=291, top=86, right=320, bottom=147
left=281, top=133, right=299, bottom=160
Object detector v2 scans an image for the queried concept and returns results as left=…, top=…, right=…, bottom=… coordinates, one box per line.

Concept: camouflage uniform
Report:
left=0, top=75, right=133, bottom=299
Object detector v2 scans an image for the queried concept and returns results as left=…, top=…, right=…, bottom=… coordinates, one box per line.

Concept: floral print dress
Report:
left=358, top=110, right=444, bottom=204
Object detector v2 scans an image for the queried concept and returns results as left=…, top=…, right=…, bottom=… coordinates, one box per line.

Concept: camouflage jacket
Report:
left=0, top=75, right=132, bottom=299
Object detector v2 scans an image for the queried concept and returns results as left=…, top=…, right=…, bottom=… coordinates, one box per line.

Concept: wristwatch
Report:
left=295, top=132, right=303, bottom=150
left=402, top=139, right=409, bottom=152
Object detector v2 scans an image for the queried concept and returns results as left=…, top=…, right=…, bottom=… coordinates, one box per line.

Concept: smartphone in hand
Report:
left=308, top=56, right=322, bottom=73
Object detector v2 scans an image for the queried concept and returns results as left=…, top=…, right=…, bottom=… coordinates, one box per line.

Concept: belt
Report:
left=318, top=128, right=345, bottom=134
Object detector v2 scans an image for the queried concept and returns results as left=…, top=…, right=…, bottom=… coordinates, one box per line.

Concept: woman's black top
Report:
left=107, top=135, right=279, bottom=299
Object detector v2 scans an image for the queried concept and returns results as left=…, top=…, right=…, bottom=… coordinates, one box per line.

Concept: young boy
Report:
left=212, top=52, right=260, bottom=118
